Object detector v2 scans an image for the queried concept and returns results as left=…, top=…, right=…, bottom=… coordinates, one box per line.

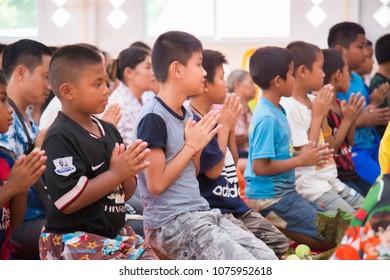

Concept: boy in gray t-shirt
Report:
left=133, top=31, right=277, bottom=260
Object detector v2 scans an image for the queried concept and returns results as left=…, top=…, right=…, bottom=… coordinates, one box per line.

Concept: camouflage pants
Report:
left=145, top=208, right=278, bottom=260
left=224, top=210, right=289, bottom=258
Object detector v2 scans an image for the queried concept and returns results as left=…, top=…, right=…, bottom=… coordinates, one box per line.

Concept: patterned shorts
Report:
left=39, top=224, right=158, bottom=260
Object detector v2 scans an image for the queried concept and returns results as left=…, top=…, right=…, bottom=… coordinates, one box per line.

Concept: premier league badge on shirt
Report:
left=53, top=157, right=76, bottom=176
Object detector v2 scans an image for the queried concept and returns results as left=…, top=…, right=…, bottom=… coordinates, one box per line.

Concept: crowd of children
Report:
left=1, top=20, right=390, bottom=260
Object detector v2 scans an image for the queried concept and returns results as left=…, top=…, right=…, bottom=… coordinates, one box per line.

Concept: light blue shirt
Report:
left=337, top=72, right=374, bottom=150
left=0, top=111, right=39, bottom=158
left=244, top=97, right=295, bottom=199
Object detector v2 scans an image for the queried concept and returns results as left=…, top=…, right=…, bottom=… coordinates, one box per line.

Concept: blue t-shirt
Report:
left=193, top=113, right=250, bottom=215
left=244, top=97, right=295, bottom=199
left=337, top=72, right=374, bottom=150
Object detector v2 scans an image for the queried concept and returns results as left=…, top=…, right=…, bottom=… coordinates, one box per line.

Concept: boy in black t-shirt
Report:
left=39, top=44, right=157, bottom=260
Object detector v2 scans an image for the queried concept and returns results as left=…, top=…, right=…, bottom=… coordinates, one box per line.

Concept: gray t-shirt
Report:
left=133, top=97, right=210, bottom=229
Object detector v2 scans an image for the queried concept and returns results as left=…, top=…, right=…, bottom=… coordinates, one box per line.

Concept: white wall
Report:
left=2, top=0, right=390, bottom=70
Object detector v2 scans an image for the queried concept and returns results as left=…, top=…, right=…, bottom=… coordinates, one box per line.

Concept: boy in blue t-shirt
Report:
left=245, top=46, right=333, bottom=251
left=328, top=22, right=390, bottom=186
left=189, top=49, right=288, bottom=258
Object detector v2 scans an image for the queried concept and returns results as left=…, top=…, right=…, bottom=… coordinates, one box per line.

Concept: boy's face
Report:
left=22, top=54, right=51, bottom=105
left=182, top=51, right=207, bottom=96
left=305, top=52, right=325, bottom=91
left=127, top=55, right=155, bottom=94
left=71, top=63, right=110, bottom=115
left=281, top=62, right=295, bottom=97
left=0, top=84, right=14, bottom=133
left=208, top=64, right=228, bottom=104
left=337, top=58, right=350, bottom=93
left=357, top=45, right=374, bottom=76
left=236, top=74, right=257, bottom=102
left=345, top=34, right=368, bottom=71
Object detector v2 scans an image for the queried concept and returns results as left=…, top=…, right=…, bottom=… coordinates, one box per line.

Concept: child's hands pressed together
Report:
left=109, top=140, right=150, bottom=181
left=218, top=93, right=243, bottom=132
left=312, top=84, right=334, bottom=118
left=7, top=149, right=47, bottom=194
left=369, top=82, right=389, bottom=107
left=184, top=110, right=222, bottom=152
left=359, top=105, right=390, bottom=127
left=297, top=141, right=334, bottom=167
left=341, top=92, right=365, bottom=122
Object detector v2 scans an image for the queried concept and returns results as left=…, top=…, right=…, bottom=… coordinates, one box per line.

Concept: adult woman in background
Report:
left=227, top=69, right=257, bottom=173
left=108, top=46, right=155, bottom=147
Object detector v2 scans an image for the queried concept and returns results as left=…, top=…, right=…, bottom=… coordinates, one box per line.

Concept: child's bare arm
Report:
left=9, top=193, right=28, bottom=231
left=205, top=94, right=242, bottom=179
left=355, top=105, right=390, bottom=128
left=1, top=149, right=47, bottom=229
left=324, top=94, right=364, bottom=150
left=252, top=142, right=333, bottom=176
left=228, top=130, right=239, bottom=167
left=145, top=110, right=221, bottom=195
left=62, top=141, right=150, bottom=214
left=0, top=150, right=47, bottom=207
left=369, top=82, right=389, bottom=107
left=119, top=141, right=151, bottom=200
left=309, top=84, right=334, bottom=142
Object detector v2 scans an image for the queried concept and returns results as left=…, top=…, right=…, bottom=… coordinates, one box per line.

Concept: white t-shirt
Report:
left=39, top=96, right=61, bottom=130
left=280, top=94, right=345, bottom=201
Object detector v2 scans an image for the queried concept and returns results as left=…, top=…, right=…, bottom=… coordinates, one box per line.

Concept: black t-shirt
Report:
left=42, top=112, right=125, bottom=238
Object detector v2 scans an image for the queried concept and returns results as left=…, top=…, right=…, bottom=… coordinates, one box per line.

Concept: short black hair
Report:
left=115, top=46, right=151, bottom=82
left=2, top=39, right=52, bottom=81
left=49, top=44, right=103, bottom=96
left=375, top=34, right=390, bottom=64
left=322, top=48, right=345, bottom=85
left=0, top=43, right=7, bottom=54
left=286, top=41, right=321, bottom=76
left=327, top=22, right=365, bottom=48
left=202, top=49, right=227, bottom=83
left=76, top=43, right=102, bottom=53
left=130, top=41, right=152, bottom=51
left=152, top=31, right=203, bottom=83
left=249, top=46, right=294, bottom=90
left=0, top=69, right=6, bottom=86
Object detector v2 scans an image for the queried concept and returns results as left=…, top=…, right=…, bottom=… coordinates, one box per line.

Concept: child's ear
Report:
left=273, top=75, right=281, bottom=88
left=203, top=81, right=210, bottom=93
left=297, top=65, right=306, bottom=78
left=170, top=61, right=182, bottom=79
left=335, top=69, right=342, bottom=81
left=59, top=83, right=74, bottom=100
left=334, top=45, right=347, bottom=57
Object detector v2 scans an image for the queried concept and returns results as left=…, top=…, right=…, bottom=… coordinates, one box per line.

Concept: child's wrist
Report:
left=322, top=127, right=332, bottom=137
left=184, top=143, right=197, bottom=158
